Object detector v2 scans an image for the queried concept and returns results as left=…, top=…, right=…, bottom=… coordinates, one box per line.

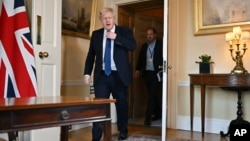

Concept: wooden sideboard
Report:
left=189, top=73, right=250, bottom=137
left=0, top=96, right=116, bottom=141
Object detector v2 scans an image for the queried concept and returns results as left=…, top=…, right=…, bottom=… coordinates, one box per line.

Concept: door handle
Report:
left=160, top=61, right=172, bottom=71
left=167, top=65, right=172, bottom=70
left=39, top=52, right=49, bottom=58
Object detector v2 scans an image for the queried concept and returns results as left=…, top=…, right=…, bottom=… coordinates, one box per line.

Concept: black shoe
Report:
left=117, top=132, right=128, bottom=140
left=151, top=116, right=161, bottom=121
left=144, top=120, right=151, bottom=126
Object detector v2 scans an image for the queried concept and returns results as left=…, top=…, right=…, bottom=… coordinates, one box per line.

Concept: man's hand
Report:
left=84, top=75, right=91, bottom=85
left=106, top=32, right=117, bottom=40
left=134, top=71, right=140, bottom=78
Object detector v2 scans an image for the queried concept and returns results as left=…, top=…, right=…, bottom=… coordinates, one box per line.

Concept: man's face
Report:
left=101, top=11, right=115, bottom=31
left=146, top=29, right=157, bottom=42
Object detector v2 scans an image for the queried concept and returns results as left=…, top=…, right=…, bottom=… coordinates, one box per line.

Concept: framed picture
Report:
left=194, top=0, right=250, bottom=35
left=62, top=0, right=97, bottom=39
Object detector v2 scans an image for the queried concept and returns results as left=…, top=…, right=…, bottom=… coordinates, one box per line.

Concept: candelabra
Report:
left=225, top=26, right=250, bottom=74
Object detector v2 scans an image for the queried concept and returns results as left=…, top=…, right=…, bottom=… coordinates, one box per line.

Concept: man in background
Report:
left=135, top=27, right=163, bottom=126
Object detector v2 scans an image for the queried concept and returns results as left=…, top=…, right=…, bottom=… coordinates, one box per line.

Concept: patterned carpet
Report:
left=125, top=134, right=161, bottom=141
left=112, top=134, right=194, bottom=141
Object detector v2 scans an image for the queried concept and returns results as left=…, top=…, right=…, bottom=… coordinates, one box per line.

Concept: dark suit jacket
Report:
left=84, top=26, right=136, bottom=86
left=136, top=39, right=163, bottom=76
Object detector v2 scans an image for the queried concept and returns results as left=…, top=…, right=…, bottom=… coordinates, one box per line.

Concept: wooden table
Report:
left=0, top=96, right=116, bottom=141
left=189, top=74, right=250, bottom=137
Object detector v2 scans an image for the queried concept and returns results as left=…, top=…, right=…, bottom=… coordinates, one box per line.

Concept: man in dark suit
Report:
left=135, top=27, right=163, bottom=126
left=83, top=7, right=136, bottom=141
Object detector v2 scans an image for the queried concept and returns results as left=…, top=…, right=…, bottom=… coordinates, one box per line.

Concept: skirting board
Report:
left=176, top=115, right=231, bottom=134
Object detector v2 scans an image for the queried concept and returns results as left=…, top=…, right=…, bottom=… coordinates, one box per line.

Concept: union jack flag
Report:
left=0, top=0, right=37, bottom=98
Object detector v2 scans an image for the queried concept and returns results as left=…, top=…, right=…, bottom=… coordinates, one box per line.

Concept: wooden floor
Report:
left=68, top=123, right=230, bottom=141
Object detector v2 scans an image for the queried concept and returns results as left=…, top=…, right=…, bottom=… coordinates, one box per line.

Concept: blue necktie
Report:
left=104, top=38, right=111, bottom=76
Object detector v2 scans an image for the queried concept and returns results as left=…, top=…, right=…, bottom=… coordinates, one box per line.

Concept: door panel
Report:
left=118, top=8, right=134, bottom=28
left=117, top=7, right=135, bottom=117
left=133, top=15, right=152, bottom=117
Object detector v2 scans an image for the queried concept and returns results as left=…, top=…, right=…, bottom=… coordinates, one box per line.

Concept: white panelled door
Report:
left=32, top=0, right=61, bottom=97
left=29, top=0, right=62, bottom=141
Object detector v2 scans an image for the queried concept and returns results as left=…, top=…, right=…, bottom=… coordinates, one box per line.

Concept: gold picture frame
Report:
left=194, top=0, right=250, bottom=35
left=62, top=0, right=97, bottom=39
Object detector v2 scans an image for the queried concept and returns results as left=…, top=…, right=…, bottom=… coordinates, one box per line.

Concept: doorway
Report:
left=118, top=0, right=164, bottom=127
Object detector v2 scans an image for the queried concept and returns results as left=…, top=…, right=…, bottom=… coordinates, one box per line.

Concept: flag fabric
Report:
left=0, top=0, right=37, bottom=98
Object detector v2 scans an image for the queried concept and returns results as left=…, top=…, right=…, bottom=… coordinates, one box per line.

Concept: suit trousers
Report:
left=144, top=71, right=162, bottom=121
left=92, top=71, right=128, bottom=141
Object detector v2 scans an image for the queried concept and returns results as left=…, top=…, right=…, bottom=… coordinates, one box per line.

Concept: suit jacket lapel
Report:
left=113, top=26, right=121, bottom=54
left=97, top=29, right=104, bottom=55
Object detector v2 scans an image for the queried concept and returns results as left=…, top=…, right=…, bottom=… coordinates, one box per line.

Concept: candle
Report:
left=233, top=26, right=242, bottom=35
left=225, top=32, right=234, bottom=41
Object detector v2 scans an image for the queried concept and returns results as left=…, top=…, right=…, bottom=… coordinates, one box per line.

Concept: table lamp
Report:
left=225, top=26, right=250, bottom=74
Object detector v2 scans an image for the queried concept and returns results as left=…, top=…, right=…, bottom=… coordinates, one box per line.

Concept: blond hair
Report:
left=99, top=7, right=115, bottom=20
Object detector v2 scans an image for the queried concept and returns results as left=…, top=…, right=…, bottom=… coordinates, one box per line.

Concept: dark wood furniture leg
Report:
left=103, top=120, right=112, bottom=141
left=201, top=85, right=206, bottom=137
left=8, top=131, right=17, bottom=141
left=61, top=126, right=70, bottom=141
left=190, top=84, right=194, bottom=132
